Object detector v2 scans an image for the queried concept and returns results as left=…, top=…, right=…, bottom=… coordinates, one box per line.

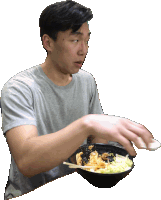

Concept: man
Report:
left=1, top=1, right=153, bottom=199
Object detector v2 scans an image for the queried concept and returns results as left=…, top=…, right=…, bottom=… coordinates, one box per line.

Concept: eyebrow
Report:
left=70, top=31, right=91, bottom=37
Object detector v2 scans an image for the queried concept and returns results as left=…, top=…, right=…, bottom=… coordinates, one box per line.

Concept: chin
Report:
left=72, top=68, right=80, bottom=74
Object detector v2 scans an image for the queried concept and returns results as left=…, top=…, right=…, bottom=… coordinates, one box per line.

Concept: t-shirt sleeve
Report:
left=89, top=76, right=104, bottom=115
left=1, top=79, right=37, bottom=135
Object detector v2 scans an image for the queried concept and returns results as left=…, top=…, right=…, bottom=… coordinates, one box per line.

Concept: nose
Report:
left=78, top=41, right=88, bottom=55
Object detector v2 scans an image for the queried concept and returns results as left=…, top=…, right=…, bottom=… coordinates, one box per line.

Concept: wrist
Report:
left=81, top=114, right=97, bottom=138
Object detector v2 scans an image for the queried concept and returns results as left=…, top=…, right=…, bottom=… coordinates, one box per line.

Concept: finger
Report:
left=125, top=119, right=141, bottom=133
left=119, top=128, right=146, bottom=149
left=126, top=131, right=145, bottom=149
left=125, top=121, right=154, bottom=149
left=116, top=135, right=137, bottom=156
left=128, top=120, right=154, bottom=138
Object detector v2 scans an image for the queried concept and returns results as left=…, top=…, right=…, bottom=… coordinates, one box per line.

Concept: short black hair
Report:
left=39, top=0, right=93, bottom=43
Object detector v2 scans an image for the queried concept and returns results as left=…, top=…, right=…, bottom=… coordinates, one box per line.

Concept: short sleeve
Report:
left=89, top=76, right=104, bottom=115
left=1, top=79, right=37, bottom=135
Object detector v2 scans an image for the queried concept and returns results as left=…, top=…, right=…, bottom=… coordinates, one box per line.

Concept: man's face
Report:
left=49, top=22, right=90, bottom=74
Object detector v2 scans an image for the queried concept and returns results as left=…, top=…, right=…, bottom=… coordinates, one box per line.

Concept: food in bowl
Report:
left=76, top=145, right=133, bottom=174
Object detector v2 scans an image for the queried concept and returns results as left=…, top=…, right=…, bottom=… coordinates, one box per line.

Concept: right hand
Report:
left=88, top=114, right=154, bottom=156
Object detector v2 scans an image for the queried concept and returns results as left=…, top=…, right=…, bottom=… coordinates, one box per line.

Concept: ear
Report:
left=42, top=34, right=53, bottom=53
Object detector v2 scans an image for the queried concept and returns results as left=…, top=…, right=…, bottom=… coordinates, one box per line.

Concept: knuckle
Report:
left=122, top=117, right=128, bottom=122
left=138, top=128, right=145, bottom=137
left=138, top=124, right=146, bottom=131
left=131, top=135, right=138, bottom=142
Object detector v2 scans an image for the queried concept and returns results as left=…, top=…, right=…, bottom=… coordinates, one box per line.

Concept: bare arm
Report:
left=6, top=114, right=154, bottom=178
left=6, top=116, right=91, bottom=178
left=88, top=114, right=154, bottom=155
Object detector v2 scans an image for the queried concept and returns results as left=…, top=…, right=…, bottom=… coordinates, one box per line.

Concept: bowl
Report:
left=69, top=143, right=135, bottom=188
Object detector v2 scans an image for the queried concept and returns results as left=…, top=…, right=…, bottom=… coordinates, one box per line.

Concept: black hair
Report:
left=39, top=0, right=93, bottom=52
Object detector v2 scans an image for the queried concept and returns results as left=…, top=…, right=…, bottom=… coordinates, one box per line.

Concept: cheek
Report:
left=63, top=47, right=77, bottom=63
left=53, top=44, right=63, bottom=59
left=56, top=40, right=77, bottom=64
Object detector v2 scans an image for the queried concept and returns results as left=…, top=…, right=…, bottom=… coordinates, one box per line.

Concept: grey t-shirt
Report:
left=1, top=65, right=103, bottom=199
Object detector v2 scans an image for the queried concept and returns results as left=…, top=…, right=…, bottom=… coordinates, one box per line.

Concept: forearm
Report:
left=20, top=116, right=91, bottom=178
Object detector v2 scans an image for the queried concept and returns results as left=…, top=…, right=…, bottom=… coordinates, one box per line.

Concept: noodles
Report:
left=76, top=152, right=83, bottom=166
left=84, top=150, right=107, bottom=170
left=76, top=150, right=133, bottom=173
left=88, top=145, right=94, bottom=150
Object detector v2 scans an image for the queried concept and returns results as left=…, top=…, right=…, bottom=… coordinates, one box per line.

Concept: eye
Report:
left=71, top=39, right=89, bottom=45
left=72, top=40, right=79, bottom=43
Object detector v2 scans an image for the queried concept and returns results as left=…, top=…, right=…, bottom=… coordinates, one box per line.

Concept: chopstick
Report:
left=63, top=162, right=95, bottom=169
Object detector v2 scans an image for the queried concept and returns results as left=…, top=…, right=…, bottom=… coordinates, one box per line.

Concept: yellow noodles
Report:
left=76, top=150, right=133, bottom=174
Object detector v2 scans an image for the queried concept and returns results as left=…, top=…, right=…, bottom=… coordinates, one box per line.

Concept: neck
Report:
left=41, top=57, right=72, bottom=86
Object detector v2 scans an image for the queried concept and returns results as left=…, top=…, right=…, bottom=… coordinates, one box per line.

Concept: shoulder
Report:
left=73, top=69, right=98, bottom=96
left=2, top=66, right=39, bottom=91
left=76, top=69, right=93, bottom=78
left=75, top=69, right=96, bottom=84
left=1, top=66, right=40, bottom=102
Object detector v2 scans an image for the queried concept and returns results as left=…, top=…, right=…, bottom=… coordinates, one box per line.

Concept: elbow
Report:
left=20, top=170, right=34, bottom=178
left=19, top=167, right=36, bottom=178
left=18, top=160, right=36, bottom=178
